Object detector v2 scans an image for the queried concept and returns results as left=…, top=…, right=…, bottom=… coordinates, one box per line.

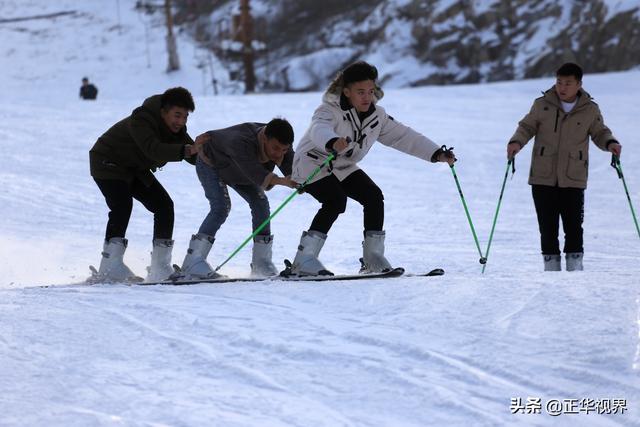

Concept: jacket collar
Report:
left=339, top=93, right=376, bottom=121
left=257, top=127, right=269, bottom=164
left=257, top=127, right=284, bottom=166
left=543, top=86, right=592, bottom=110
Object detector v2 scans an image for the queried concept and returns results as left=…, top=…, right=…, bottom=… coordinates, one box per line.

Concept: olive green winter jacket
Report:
left=510, top=87, right=617, bottom=189
left=89, top=95, right=195, bottom=186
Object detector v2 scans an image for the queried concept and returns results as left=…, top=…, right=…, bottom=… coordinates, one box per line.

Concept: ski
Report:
left=140, top=276, right=266, bottom=286
left=39, top=266, right=442, bottom=288
left=405, top=268, right=445, bottom=277
left=143, top=267, right=406, bottom=285
left=278, top=267, right=405, bottom=282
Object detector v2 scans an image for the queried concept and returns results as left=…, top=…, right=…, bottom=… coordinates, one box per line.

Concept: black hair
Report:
left=264, top=118, right=294, bottom=145
left=161, top=87, right=195, bottom=112
left=342, top=61, right=378, bottom=87
left=556, top=63, right=583, bottom=82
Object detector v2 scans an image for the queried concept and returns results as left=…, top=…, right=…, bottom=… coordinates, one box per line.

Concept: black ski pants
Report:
left=303, top=169, right=384, bottom=234
left=531, top=184, right=584, bottom=255
left=94, top=176, right=174, bottom=241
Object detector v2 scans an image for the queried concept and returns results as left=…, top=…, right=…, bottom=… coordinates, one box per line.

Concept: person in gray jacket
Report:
left=286, top=61, right=456, bottom=277
left=178, top=119, right=297, bottom=279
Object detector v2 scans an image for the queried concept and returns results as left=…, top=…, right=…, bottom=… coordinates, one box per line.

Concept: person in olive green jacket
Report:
left=89, top=87, right=202, bottom=283
left=507, top=63, right=622, bottom=272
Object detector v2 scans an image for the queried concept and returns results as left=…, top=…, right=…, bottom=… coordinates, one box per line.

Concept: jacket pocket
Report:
left=531, top=145, right=555, bottom=178
left=304, top=148, right=329, bottom=166
left=566, top=150, right=588, bottom=183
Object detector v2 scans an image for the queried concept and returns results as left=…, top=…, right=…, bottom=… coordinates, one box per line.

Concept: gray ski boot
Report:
left=360, top=230, right=393, bottom=273
left=179, top=233, right=221, bottom=280
left=251, top=235, right=279, bottom=277
left=145, top=239, right=175, bottom=282
left=565, top=252, right=584, bottom=271
left=543, top=254, right=561, bottom=271
left=288, top=231, right=333, bottom=276
left=91, top=237, right=143, bottom=283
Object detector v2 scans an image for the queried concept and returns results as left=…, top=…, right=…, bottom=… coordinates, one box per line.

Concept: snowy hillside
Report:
left=177, top=0, right=640, bottom=91
left=0, top=0, right=229, bottom=101
left=1, top=1, right=640, bottom=426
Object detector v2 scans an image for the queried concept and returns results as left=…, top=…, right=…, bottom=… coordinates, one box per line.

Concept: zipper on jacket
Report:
left=554, top=109, right=560, bottom=132
left=347, top=110, right=361, bottom=148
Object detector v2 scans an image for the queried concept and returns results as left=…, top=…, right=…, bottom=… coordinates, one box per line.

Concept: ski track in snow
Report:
left=2, top=272, right=639, bottom=426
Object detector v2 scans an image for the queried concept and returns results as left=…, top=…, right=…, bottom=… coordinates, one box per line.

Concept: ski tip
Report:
left=380, top=267, right=405, bottom=277
left=426, top=268, right=445, bottom=276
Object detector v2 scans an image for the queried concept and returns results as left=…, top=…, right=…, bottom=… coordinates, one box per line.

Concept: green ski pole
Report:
left=449, top=163, right=486, bottom=264
left=611, top=154, right=640, bottom=240
left=214, top=152, right=336, bottom=272
left=482, top=159, right=514, bottom=273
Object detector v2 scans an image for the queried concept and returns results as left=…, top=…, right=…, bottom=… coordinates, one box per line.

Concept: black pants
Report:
left=94, top=176, right=174, bottom=240
left=531, top=185, right=584, bottom=255
left=304, top=169, right=384, bottom=234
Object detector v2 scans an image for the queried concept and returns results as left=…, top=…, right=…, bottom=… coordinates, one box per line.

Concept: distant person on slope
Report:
left=506, top=62, right=622, bottom=272
left=284, top=61, right=456, bottom=277
left=89, top=87, right=203, bottom=283
left=80, top=77, right=98, bottom=100
left=176, top=119, right=297, bottom=279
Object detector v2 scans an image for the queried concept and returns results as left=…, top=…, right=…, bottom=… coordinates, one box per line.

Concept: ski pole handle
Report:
left=611, top=154, right=623, bottom=179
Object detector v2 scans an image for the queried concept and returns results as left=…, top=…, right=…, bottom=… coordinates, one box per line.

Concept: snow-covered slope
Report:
left=0, top=0, right=230, bottom=101
left=1, top=70, right=640, bottom=425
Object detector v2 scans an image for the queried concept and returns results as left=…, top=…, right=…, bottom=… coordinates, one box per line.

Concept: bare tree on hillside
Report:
left=165, top=0, right=180, bottom=72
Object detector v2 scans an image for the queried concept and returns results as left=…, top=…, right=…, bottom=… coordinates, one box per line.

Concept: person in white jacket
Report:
left=286, top=61, right=456, bottom=276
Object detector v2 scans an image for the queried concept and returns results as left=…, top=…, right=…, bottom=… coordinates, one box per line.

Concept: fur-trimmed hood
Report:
left=322, top=71, right=385, bottom=105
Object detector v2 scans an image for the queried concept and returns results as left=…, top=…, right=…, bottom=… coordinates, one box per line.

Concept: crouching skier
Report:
left=176, top=118, right=297, bottom=280
left=89, top=87, right=200, bottom=283
left=285, top=61, right=456, bottom=277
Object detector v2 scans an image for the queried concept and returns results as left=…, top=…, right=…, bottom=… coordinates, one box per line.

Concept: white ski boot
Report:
left=359, top=230, right=393, bottom=273
left=145, top=239, right=175, bottom=282
left=543, top=254, right=561, bottom=271
left=251, top=235, right=279, bottom=277
left=179, top=233, right=221, bottom=280
left=565, top=252, right=584, bottom=271
left=288, top=231, right=333, bottom=276
left=91, top=237, right=142, bottom=283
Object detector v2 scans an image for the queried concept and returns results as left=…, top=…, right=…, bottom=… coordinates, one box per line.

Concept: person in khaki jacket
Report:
left=507, top=63, right=622, bottom=272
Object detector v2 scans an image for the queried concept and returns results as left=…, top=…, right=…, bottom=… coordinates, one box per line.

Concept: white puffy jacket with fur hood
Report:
left=291, top=77, right=441, bottom=184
